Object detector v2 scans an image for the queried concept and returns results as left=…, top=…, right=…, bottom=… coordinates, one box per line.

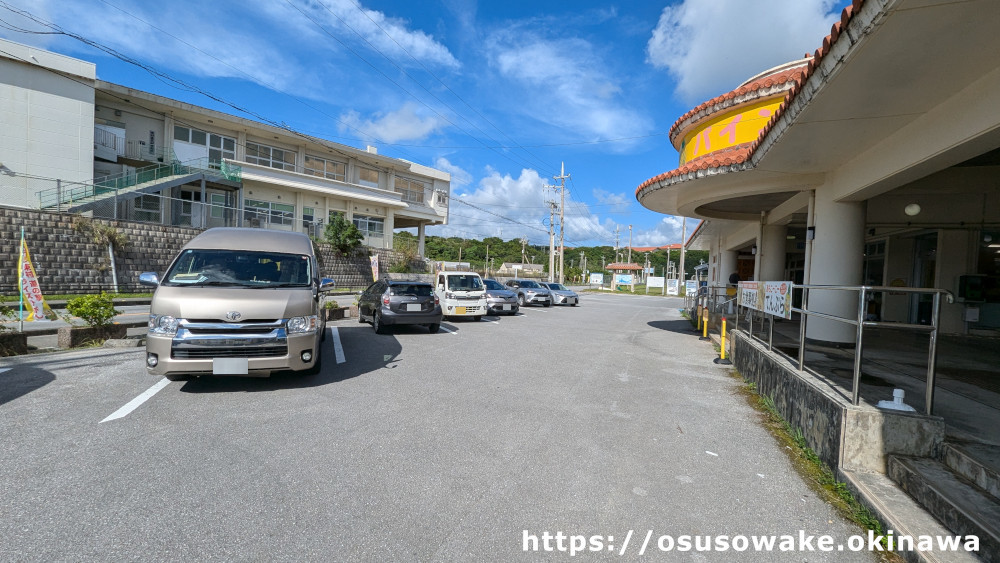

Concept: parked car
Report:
left=435, top=271, right=487, bottom=321
left=483, top=279, right=519, bottom=315
left=544, top=282, right=579, bottom=306
left=139, top=227, right=334, bottom=380
left=504, top=279, right=551, bottom=307
left=358, top=279, right=443, bottom=334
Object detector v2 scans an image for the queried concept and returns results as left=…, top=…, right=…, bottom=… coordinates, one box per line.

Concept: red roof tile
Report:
left=639, top=0, right=867, bottom=198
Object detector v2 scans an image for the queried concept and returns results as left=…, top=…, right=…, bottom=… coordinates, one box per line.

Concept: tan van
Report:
left=139, top=227, right=335, bottom=380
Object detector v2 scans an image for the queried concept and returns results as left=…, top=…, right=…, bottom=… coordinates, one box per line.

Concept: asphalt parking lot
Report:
left=0, top=292, right=875, bottom=561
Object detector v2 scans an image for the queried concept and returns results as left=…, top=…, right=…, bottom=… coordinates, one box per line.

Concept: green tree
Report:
left=324, top=214, right=364, bottom=255
left=66, top=293, right=120, bottom=328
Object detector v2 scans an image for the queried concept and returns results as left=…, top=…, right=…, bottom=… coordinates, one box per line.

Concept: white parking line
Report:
left=0, top=368, right=10, bottom=374
left=330, top=327, right=346, bottom=364
left=101, top=378, right=171, bottom=423
left=439, top=325, right=457, bottom=334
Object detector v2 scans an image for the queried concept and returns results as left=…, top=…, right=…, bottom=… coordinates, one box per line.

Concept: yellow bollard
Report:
left=700, top=306, right=710, bottom=341
left=715, top=316, right=732, bottom=365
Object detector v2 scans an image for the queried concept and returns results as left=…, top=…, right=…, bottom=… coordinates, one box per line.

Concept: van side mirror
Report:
left=318, top=278, right=336, bottom=292
left=139, top=272, right=160, bottom=287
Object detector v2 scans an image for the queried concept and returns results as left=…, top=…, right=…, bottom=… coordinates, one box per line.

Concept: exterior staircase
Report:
left=37, top=159, right=241, bottom=214
left=887, top=440, right=1000, bottom=561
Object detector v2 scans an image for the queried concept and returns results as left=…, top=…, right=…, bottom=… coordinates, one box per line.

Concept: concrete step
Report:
left=887, top=455, right=1000, bottom=562
left=841, top=469, right=981, bottom=563
left=941, top=441, right=1000, bottom=501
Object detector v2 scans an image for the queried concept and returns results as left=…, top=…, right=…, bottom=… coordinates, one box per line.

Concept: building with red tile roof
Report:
left=636, top=0, right=1000, bottom=344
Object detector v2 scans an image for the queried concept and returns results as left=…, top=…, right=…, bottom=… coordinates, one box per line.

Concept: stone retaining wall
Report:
left=0, top=206, right=417, bottom=295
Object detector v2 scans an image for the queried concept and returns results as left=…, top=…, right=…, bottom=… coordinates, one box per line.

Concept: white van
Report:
left=435, top=271, right=487, bottom=321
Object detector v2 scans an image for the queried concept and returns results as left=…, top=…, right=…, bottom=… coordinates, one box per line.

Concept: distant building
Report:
left=497, top=263, right=543, bottom=277
left=0, top=38, right=450, bottom=256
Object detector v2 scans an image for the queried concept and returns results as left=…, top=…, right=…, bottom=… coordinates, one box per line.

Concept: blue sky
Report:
left=0, top=0, right=848, bottom=247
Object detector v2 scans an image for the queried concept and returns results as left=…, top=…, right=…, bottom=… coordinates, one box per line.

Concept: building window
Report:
left=304, top=155, right=346, bottom=182
left=394, top=176, right=425, bottom=204
left=174, top=126, right=235, bottom=165
left=246, top=142, right=296, bottom=171
left=245, top=198, right=294, bottom=227
left=436, top=190, right=447, bottom=205
left=209, top=134, right=236, bottom=165
left=352, top=214, right=384, bottom=237
left=134, top=194, right=161, bottom=223
left=210, top=193, right=226, bottom=219
left=358, top=167, right=380, bottom=188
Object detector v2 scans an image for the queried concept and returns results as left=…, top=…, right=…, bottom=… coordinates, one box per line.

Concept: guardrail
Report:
left=736, top=283, right=953, bottom=416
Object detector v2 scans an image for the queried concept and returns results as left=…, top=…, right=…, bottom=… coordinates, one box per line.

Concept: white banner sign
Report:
left=685, top=280, right=698, bottom=295
left=738, top=281, right=761, bottom=311
left=763, top=281, right=793, bottom=319
left=589, top=273, right=604, bottom=285
left=646, top=276, right=665, bottom=288
left=739, top=281, right=793, bottom=319
left=667, top=279, right=679, bottom=295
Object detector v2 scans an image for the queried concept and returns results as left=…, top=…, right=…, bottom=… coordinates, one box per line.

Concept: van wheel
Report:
left=428, top=323, right=440, bottom=333
left=373, top=310, right=388, bottom=334
left=474, top=316, right=482, bottom=322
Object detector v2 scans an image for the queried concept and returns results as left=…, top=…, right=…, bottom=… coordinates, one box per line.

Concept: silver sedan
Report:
left=544, top=282, right=579, bottom=306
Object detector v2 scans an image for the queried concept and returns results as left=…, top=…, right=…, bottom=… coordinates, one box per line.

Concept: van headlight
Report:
left=287, top=315, right=319, bottom=333
left=149, top=314, right=178, bottom=335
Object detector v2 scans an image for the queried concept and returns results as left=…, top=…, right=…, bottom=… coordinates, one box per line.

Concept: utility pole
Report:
left=553, top=162, right=570, bottom=284
left=521, top=237, right=528, bottom=265
left=679, top=217, right=687, bottom=289
left=614, top=225, right=621, bottom=263
left=543, top=185, right=558, bottom=282
left=627, top=224, right=633, bottom=264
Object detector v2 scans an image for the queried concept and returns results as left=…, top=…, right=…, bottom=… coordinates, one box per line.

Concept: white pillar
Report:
left=720, top=248, right=738, bottom=286
left=758, top=224, right=787, bottom=282
left=417, top=222, right=426, bottom=257
left=806, top=191, right=865, bottom=345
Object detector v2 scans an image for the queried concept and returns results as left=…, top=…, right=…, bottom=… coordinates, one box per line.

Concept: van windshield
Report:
left=163, top=249, right=312, bottom=288
left=447, top=274, right=483, bottom=291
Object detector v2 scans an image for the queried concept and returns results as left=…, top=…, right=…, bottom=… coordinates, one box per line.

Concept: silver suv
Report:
left=504, top=279, right=551, bottom=307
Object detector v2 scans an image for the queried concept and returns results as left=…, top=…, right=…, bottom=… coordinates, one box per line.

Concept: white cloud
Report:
left=646, top=0, right=842, bottom=103
left=632, top=216, right=685, bottom=247
left=488, top=34, right=652, bottom=148
left=300, top=0, right=460, bottom=69
left=433, top=157, right=472, bottom=188
left=339, top=102, right=445, bottom=143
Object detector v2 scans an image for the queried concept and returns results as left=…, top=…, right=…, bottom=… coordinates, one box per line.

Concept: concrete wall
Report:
left=0, top=38, right=96, bottom=207
left=733, top=331, right=944, bottom=473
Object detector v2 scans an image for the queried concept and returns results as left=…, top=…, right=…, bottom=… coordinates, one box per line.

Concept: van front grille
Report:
left=172, top=346, right=287, bottom=359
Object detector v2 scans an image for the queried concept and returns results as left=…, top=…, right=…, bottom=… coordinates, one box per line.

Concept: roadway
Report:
left=0, top=293, right=876, bottom=561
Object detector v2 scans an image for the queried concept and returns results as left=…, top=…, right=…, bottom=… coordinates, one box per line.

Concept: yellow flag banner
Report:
left=18, top=236, right=55, bottom=321
left=370, top=254, right=379, bottom=281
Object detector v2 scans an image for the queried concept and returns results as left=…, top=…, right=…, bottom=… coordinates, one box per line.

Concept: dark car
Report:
left=358, top=279, right=443, bottom=334
left=504, top=279, right=551, bottom=307
left=483, top=279, right=519, bottom=315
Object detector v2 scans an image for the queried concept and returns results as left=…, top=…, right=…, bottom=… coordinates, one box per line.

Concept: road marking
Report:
left=330, top=327, right=346, bottom=364
left=439, top=325, right=457, bottom=334
left=101, top=378, right=171, bottom=423
left=0, top=368, right=10, bottom=374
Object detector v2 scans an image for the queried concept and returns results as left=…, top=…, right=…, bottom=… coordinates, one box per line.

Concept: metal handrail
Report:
left=739, top=283, right=953, bottom=416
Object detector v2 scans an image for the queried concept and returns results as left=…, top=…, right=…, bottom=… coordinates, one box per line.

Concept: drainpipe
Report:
left=108, top=243, right=119, bottom=293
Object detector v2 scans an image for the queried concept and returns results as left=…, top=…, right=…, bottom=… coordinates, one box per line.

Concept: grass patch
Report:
left=731, top=370, right=899, bottom=558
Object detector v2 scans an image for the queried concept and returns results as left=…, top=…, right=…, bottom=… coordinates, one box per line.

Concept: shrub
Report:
left=323, top=214, right=364, bottom=255
left=66, top=293, right=120, bottom=328
left=324, top=299, right=339, bottom=309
